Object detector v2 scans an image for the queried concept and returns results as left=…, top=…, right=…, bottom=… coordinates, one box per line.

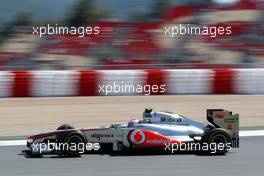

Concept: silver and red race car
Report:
left=26, top=108, right=239, bottom=157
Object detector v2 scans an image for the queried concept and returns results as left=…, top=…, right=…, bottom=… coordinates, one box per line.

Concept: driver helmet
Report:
left=128, top=119, right=140, bottom=127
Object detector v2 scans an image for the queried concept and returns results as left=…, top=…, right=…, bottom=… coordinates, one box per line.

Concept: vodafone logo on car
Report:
left=129, top=130, right=146, bottom=144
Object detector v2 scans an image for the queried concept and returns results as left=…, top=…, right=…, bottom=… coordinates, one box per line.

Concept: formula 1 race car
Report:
left=26, top=108, right=239, bottom=157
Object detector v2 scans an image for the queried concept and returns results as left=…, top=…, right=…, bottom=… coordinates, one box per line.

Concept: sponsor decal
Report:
left=130, top=130, right=146, bottom=145
left=160, top=117, right=181, bottom=122
left=146, top=139, right=171, bottom=144
left=91, top=133, right=114, bottom=140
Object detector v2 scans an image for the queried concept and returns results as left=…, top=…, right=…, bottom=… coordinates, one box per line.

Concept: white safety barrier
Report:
left=98, top=70, right=146, bottom=96
left=0, top=72, right=14, bottom=97
left=31, top=71, right=79, bottom=97
left=0, top=69, right=264, bottom=97
left=234, top=69, right=264, bottom=94
left=166, top=69, right=214, bottom=94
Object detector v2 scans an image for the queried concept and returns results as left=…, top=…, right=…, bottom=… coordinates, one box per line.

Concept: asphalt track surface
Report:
left=0, top=136, right=263, bottom=176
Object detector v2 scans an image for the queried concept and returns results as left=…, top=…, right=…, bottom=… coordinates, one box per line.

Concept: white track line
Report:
left=0, top=140, right=26, bottom=146
left=239, top=130, right=264, bottom=137
left=0, top=130, right=264, bottom=146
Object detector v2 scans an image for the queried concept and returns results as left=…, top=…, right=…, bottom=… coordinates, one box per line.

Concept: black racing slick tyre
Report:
left=202, top=128, right=232, bottom=155
left=56, top=124, right=75, bottom=130
left=62, top=131, right=86, bottom=157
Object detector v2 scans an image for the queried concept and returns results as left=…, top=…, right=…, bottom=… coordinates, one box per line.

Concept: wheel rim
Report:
left=211, top=134, right=227, bottom=144
left=66, top=135, right=83, bottom=154
left=210, top=134, right=228, bottom=154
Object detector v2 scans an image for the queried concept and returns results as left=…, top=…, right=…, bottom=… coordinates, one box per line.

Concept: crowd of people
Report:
left=0, top=0, right=263, bottom=70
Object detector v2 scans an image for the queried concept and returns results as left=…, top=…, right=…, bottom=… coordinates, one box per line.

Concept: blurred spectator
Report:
left=0, top=0, right=263, bottom=70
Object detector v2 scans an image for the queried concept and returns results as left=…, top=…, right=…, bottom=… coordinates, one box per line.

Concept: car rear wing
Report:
left=207, top=109, right=239, bottom=148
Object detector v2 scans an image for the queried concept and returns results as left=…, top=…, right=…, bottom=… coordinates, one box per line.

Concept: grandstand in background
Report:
left=0, top=0, right=263, bottom=70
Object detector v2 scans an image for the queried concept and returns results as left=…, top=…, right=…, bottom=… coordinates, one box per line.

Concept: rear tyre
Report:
left=62, top=131, right=86, bottom=157
left=202, top=128, right=232, bottom=155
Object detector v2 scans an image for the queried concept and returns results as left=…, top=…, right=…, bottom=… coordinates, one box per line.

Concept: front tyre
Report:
left=62, top=131, right=86, bottom=157
left=25, top=150, right=43, bottom=158
left=202, top=128, right=232, bottom=155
